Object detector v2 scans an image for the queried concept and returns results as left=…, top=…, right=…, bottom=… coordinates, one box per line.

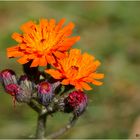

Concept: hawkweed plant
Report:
left=0, top=18, right=104, bottom=139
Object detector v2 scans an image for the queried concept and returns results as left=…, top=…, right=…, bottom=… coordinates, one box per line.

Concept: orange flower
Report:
left=7, top=18, right=80, bottom=67
left=46, top=49, right=104, bottom=91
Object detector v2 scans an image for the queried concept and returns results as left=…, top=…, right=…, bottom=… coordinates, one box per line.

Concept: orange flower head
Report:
left=7, top=18, right=80, bottom=67
left=46, top=49, right=104, bottom=91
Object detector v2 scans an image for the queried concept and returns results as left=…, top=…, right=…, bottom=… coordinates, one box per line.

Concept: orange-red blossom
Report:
left=46, top=49, right=104, bottom=91
left=7, top=18, right=80, bottom=67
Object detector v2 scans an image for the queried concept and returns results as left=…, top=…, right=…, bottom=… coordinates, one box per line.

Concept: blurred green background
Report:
left=0, top=1, right=140, bottom=139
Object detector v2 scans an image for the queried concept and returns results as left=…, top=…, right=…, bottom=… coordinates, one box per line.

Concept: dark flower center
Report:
left=71, top=66, right=79, bottom=71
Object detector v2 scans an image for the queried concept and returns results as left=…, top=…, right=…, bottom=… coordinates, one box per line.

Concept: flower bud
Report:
left=37, top=81, right=53, bottom=106
left=5, top=83, right=21, bottom=107
left=19, top=75, right=34, bottom=91
left=64, top=90, right=88, bottom=116
left=0, top=69, right=17, bottom=87
left=16, top=75, right=34, bottom=103
left=5, top=83, right=20, bottom=96
left=37, top=81, right=60, bottom=106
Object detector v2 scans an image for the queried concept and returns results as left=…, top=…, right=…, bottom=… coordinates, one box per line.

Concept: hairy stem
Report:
left=36, top=113, right=47, bottom=139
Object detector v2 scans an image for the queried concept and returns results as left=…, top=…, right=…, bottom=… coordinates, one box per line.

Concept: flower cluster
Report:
left=1, top=18, right=104, bottom=116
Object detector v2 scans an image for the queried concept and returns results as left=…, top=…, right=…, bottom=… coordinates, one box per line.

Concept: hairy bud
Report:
left=0, top=69, right=17, bottom=87
left=5, top=75, right=34, bottom=103
left=64, top=90, right=88, bottom=116
left=37, top=81, right=53, bottom=106
left=16, top=75, right=35, bottom=103
left=37, top=81, right=60, bottom=106
left=5, top=84, right=20, bottom=96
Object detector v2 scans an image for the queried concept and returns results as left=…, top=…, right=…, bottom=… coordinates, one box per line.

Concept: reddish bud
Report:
left=37, top=81, right=60, bottom=106
left=0, top=69, right=17, bottom=87
left=64, top=90, right=88, bottom=116
left=5, top=75, right=34, bottom=103
left=5, top=84, right=20, bottom=96
left=37, top=81, right=53, bottom=106
left=38, top=81, right=51, bottom=94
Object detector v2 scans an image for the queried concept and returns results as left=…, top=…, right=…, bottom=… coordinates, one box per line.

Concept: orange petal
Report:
left=7, top=51, right=23, bottom=58
left=20, top=21, right=35, bottom=33
left=82, top=77, right=93, bottom=82
left=69, top=48, right=81, bottom=56
left=46, top=69, right=63, bottom=79
left=49, top=19, right=56, bottom=31
left=40, top=19, right=49, bottom=27
left=92, top=80, right=103, bottom=86
left=59, top=36, right=80, bottom=51
left=17, top=55, right=30, bottom=64
left=59, top=22, right=75, bottom=37
left=7, top=46, right=22, bottom=58
left=7, top=46, right=19, bottom=52
left=39, top=55, right=47, bottom=66
left=75, top=83, right=83, bottom=91
left=80, top=82, right=92, bottom=90
left=28, top=54, right=35, bottom=59
left=55, top=18, right=66, bottom=31
left=53, top=51, right=66, bottom=59
left=30, top=57, right=40, bottom=67
left=91, top=73, right=104, bottom=79
left=12, top=32, right=23, bottom=43
left=19, top=44, right=27, bottom=50
left=46, top=54, right=56, bottom=64
left=61, top=22, right=75, bottom=33
left=93, top=60, right=101, bottom=67
left=83, top=52, right=94, bottom=61
left=61, top=79, right=70, bottom=85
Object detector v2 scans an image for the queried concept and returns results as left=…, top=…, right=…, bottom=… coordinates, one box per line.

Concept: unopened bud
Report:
left=37, top=81, right=60, bottom=106
left=16, top=75, right=34, bottom=103
left=19, top=75, right=34, bottom=91
left=4, top=75, right=35, bottom=104
left=0, top=69, right=17, bottom=87
left=64, top=90, right=88, bottom=116
left=37, top=81, right=53, bottom=106
left=5, top=83, right=20, bottom=96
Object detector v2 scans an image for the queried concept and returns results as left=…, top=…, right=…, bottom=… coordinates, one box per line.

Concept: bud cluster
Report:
left=0, top=69, right=34, bottom=103
left=0, top=69, right=88, bottom=116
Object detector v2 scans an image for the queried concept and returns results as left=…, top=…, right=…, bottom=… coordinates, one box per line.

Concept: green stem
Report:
left=36, top=113, right=47, bottom=139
